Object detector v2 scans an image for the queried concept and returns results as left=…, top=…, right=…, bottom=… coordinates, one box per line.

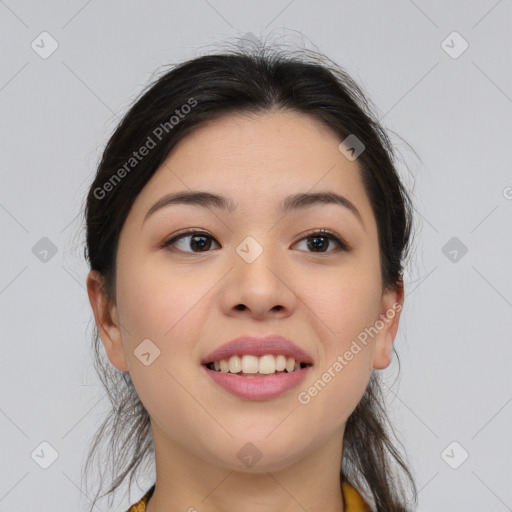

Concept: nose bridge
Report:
left=235, top=234, right=280, bottom=292
left=221, top=234, right=296, bottom=317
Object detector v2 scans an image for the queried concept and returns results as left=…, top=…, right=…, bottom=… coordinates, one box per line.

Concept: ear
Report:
left=372, top=279, right=404, bottom=370
left=86, top=270, right=129, bottom=372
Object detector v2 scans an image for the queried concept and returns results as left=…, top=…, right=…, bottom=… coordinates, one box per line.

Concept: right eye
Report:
left=161, top=230, right=221, bottom=253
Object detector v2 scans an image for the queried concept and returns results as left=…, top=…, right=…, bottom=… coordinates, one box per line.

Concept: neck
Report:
left=145, top=421, right=346, bottom=512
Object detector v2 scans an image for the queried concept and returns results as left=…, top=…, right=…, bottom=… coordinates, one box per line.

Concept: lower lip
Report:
left=202, top=365, right=311, bottom=400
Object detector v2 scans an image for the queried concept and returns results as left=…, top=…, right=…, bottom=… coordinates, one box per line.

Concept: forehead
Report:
left=128, top=110, right=374, bottom=225
left=165, top=110, right=355, bottom=177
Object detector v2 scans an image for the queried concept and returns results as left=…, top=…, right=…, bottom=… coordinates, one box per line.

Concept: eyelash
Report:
left=161, top=229, right=351, bottom=254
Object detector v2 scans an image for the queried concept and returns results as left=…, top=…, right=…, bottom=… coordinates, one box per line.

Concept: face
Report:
left=87, top=110, right=402, bottom=473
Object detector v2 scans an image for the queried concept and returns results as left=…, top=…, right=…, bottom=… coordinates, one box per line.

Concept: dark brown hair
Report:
left=82, top=43, right=417, bottom=511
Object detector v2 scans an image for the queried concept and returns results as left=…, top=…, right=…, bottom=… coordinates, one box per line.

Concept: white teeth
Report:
left=209, top=354, right=308, bottom=374
left=259, top=355, right=275, bottom=374
left=275, top=354, right=286, bottom=371
left=228, top=355, right=242, bottom=373
left=241, top=355, right=259, bottom=373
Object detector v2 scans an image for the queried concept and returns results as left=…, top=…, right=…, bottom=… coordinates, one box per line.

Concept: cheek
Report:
left=115, top=254, right=221, bottom=393
left=303, top=259, right=382, bottom=339
left=115, top=260, right=209, bottom=426
left=296, top=274, right=380, bottom=429
left=116, top=255, right=204, bottom=338
left=298, top=356, right=372, bottom=442
left=298, top=261, right=381, bottom=406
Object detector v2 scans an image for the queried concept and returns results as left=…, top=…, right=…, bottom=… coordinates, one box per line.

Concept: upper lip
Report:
left=201, top=335, right=314, bottom=365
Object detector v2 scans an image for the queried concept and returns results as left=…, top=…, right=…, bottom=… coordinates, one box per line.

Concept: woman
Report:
left=83, top=44, right=417, bottom=512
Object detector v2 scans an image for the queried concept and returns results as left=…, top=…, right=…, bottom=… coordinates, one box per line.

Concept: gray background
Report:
left=1, top=1, right=511, bottom=511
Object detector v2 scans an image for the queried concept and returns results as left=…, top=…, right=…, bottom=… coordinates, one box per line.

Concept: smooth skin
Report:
left=87, top=110, right=403, bottom=512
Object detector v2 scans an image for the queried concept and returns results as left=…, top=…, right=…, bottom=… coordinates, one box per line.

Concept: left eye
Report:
left=163, top=231, right=220, bottom=253
left=293, top=230, right=348, bottom=253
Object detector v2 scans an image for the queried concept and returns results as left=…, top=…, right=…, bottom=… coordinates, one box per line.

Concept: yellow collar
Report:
left=341, top=481, right=371, bottom=511
left=127, top=481, right=370, bottom=511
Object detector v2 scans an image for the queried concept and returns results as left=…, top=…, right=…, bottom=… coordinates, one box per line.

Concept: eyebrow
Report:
left=143, top=190, right=364, bottom=227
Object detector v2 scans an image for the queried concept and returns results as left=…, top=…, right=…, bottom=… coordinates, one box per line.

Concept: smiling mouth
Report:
left=203, top=354, right=312, bottom=376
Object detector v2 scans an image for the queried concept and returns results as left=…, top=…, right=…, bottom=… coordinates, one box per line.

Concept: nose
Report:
left=219, top=243, right=297, bottom=321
